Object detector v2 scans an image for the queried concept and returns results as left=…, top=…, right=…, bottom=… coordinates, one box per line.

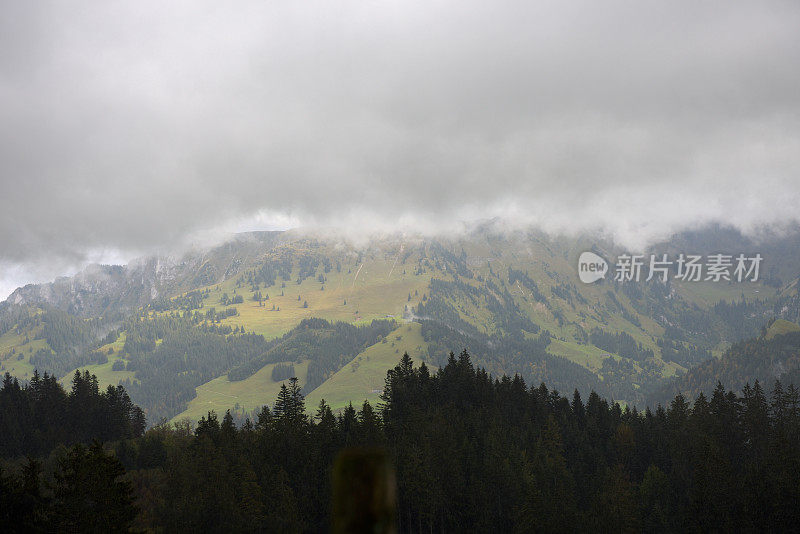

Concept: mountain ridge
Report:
left=3, top=223, right=800, bottom=421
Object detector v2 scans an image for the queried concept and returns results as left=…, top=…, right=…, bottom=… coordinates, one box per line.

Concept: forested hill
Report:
left=4, top=351, right=799, bottom=532
left=650, top=318, right=800, bottom=406
left=4, top=224, right=800, bottom=420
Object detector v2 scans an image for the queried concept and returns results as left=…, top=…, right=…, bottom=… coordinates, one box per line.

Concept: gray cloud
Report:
left=2, top=0, right=800, bottom=294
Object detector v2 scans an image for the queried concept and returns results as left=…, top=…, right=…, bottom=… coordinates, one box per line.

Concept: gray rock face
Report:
left=7, top=231, right=284, bottom=316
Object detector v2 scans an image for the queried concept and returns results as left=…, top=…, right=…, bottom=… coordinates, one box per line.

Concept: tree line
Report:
left=0, top=370, right=144, bottom=458
left=3, top=350, right=800, bottom=531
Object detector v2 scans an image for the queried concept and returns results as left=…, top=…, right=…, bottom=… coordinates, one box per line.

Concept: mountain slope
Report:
left=650, top=318, right=800, bottom=406
left=7, top=232, right=285, bottom=316
left=2, top=223, right=799, bottom=420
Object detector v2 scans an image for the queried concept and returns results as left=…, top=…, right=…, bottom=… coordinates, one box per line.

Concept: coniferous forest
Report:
left=2, top=351, right=800, bottom=532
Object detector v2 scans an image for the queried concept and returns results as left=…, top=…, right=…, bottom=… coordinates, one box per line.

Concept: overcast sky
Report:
left=2, top=1, right=799, bottom=298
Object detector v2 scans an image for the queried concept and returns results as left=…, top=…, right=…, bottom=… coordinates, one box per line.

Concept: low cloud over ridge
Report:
left=1, top=0, right=799, bottom=295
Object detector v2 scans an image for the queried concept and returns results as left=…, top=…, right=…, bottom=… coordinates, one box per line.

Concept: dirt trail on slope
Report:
left=387, top=244, right=404, bottom=280
left=352, top=263, right=363, bottom=287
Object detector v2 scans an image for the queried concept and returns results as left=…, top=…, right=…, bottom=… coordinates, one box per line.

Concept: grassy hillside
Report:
left=305, top=322, right=429, bottom=412
left=57, top=334, right=136, bottom=391
left=173, top=323, right=428, bottom=420
left=546, top=338, right=610, bottom=373
left=196, top=260, right=430, bottom=341
left=765, top=318, right=800, bottom=339
left=2, top=228, right=796, bottom=422
left=174, top=360, right=310, bottom=424
left=0, top=326, right=49, bottom=380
